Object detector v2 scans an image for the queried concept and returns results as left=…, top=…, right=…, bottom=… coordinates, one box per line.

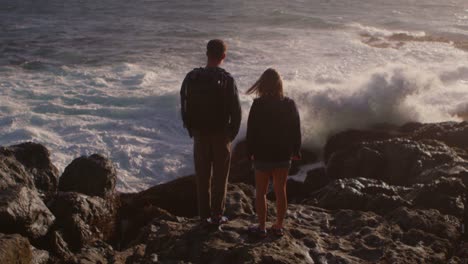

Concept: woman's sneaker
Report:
left=268, top=226, right=285, bottom=237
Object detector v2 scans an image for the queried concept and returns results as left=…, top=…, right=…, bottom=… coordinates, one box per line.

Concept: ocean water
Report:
left=1, top=0, right=467, bottom=192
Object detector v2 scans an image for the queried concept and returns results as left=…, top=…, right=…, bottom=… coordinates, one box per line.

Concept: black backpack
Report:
left=185, top=68, right=231, bottom=131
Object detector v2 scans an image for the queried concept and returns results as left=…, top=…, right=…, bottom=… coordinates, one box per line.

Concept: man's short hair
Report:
left=207, top=39, right=227, bottom=60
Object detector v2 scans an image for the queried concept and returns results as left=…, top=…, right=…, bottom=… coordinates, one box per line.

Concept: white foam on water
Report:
left=1, top=0, right=468, bottom=192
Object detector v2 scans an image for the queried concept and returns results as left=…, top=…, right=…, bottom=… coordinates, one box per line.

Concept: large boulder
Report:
left=120, top=175, right=197, bottom=219
left=327, top=138, right=464, bottom=186
left=0, top=185, right=55, bottom=239
left=49, top=192, right=118, bottom=252
left=5, top=142, right=59, bottom=202
left=0, top=233, right=33, bottom=264
left=59, top=154, right=116, bottom=198
left=324, top=128, right=401, bottom=163
left=0, top=151, right=34, bottom=190
left=324, top=122, right=468, bottom=165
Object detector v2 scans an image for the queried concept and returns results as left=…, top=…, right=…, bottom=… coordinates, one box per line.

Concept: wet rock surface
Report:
left=49, top=192, right=118, bottom=252
left=0, top=233, right=33, bottom=264
left=327, top=138, right=464, bottom=186
left=0, top=185, right=55, bottom=239
left=59, top=154, right=117, bottom=198
left=1, top=122, right=468, bottom=263
left=6, top=142, right=59, bottom=202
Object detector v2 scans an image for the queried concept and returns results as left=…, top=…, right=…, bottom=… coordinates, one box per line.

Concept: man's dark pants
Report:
left=193, top=130, right=231, bottom=219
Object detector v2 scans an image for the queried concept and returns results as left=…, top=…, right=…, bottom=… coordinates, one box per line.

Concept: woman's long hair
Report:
left=246, top=68, right=284, bottom=99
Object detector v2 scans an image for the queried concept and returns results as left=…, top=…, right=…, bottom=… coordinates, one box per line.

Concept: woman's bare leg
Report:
left=272, top=168, right=289, bottom=228
left=255, top=170, right=271, bottom=229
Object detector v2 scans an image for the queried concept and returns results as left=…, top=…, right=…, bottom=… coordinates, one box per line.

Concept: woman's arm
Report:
left=291, top=100, right=302, bottom=159
left=246, top=99, right=258, bottom=159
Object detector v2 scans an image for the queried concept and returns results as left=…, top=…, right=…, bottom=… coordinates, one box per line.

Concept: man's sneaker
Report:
left=247, top=225, right=267, bottom=239
left=207, top=215, right=229, bottom=226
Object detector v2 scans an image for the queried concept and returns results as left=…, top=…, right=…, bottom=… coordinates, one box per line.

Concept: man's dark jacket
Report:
left=180, top=67, right=241, bottom=140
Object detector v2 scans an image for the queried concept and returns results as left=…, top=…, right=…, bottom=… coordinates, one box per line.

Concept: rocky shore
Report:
left=1, top=122, right=468, bottom=263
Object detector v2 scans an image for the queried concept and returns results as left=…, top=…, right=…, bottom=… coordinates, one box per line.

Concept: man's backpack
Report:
left=184, top=68, right=231, bottom=131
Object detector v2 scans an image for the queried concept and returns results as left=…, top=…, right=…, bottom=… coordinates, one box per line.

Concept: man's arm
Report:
left=246, top=99, right=257, bottom=159
left=228, top=78, right=242, bottom=141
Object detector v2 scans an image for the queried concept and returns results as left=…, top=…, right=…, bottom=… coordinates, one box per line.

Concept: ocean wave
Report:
left=290, top=66, right=460, bottom=149
left=351, top=23, right=468, bottom=51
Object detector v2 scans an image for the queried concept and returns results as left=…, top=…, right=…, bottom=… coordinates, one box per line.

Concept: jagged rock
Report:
left=59, top=154, right=116, bottom=198
left=386, top=207, right=460, bottom=243
left=0, top=151, right=34, bottom=190
left=324, top=122, right=468, bottom=165
left=412, top=177, right=466, bottom=217
left=6, top=142, right=59, bottom=202
left=74, top=240, right=115, bottom=264
left=416, top=161, right=468, bottom=185
left=409, top=121, right=468, bottom=151
left=121, top=175, right=197, bottom=218
left=327, top=138, right=464, bottom=186
left=310, top=178, right=412, bottom=214
left=132, top=202, right=457, bottom=264
left=118, top=205, right=177, bottom=249
left=224, top=183, right=255, bottom=217
left=324, top=128, right=402, bottom=163
left=0, top=185, right=55, bottom=239
left=31, top=245, right=50, bottom=264
left=50, top=192, right=117, bottom=251
left=46, top=230, right=75, bottom=263
left=119, top=181, right=255, bottom=248
left=0, top=233, right=33, bottom=264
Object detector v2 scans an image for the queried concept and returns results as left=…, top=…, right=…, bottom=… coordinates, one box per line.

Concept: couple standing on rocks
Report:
left=180, top=39, right=301, bottom=238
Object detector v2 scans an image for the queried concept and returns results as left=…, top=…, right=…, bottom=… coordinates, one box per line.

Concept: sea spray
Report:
left=290, top=66, right=458, bottom=149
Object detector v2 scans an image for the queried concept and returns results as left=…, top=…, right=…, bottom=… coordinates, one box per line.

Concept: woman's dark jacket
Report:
left=246, top=96, right=301, bottom=162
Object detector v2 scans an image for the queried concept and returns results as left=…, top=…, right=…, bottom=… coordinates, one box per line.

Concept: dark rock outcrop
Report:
left=327, top=138, right=463, bottom=186
left=412, top=177, right=466, bottom=217
left=324, top=122, right=468, bottom=164
left=120, top=175, right=197, bottom=219
left=131, top=204, right=460, bottom=264
left=6, top=142, right=59, bottom=202
left=1, top=121, right=467, bottom=263
left=50, top=191, right=118, bottom=252
left=309, top=178, right=412, bottom=214
left=0, top=185, right=55, bottom=239
left=0, top=233, right=33, bottom=264
left=0, top=151, right=34, bottom=190
left=59, top=154, right=116, bottom=198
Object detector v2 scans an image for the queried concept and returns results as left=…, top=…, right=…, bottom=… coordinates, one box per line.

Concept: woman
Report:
left=246, top=68, right=301, bottom=238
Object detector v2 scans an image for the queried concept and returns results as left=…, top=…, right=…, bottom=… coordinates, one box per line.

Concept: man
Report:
left=180, top=39, right=241, bottom=225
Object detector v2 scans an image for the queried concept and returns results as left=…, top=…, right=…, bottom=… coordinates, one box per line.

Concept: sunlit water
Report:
left=1, top=0, right=467, bottom=191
